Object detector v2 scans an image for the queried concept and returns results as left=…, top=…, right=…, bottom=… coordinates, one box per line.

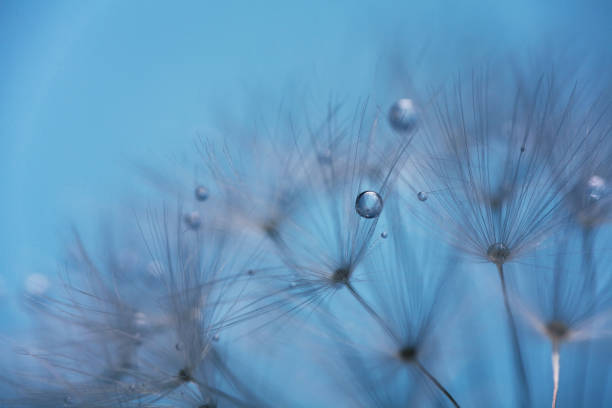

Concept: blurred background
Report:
left=1, top=0, right=611, bottom=341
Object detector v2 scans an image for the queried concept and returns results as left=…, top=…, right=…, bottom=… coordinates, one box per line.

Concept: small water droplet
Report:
left=389, top=98, right=418, bottom=133
left=247, top=269, right=255, bottom=276
left=213, top=334, right=220, bottom=342
left=355, top=191, right=383, bottom=219
left=195, top=185, right=209, bottom=201
left=175, top=342, right=184, bottom=351
left=63, top=396, right=73, bottom=406
left=587, top=175, right=607, bottom=203
left=380, top=231, right=388, bottom=239
left=184, top=211, right=202, bottom=230
left=289, top=281, right=297, bottom=288
left=133, top=312, right=147, bottom=327
left=317, top=150, right=332, bottom=165
left=486, top=243, right=510, bottom=264
left=25, top=273, right=49, bottom=296
left=417, top=191, right=428, bottom=202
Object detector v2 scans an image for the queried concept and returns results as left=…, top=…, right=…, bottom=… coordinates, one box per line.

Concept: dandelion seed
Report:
left=486, top=243, right=510, bottom=265
left=355, top=190, right=383, bottom=219
left=389, top=98, right=418, bottom=133
left=195, top=185, right=209, bottom=201
left=416, top=191, right=428, bottom=202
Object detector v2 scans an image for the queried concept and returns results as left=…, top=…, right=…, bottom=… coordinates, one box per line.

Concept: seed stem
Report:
left=497, top=263, right=530, bottom=406
left=415, top=359, right=460, bottom=408
left=345, top=282, right=400, bottom=344
left=551, top=341, right=560, bottom=408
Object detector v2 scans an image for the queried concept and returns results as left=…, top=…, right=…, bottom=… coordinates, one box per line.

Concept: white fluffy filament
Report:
left=552, top=341, right=560, bottom=408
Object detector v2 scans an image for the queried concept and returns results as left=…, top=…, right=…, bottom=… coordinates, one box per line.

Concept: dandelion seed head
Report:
left=417, top=191, right=428, bottom=202
left=195, top=185, right=209, bottom=201
left=178, top=367, right=193, bottom=382
left=332, top=266, right=352, bottom=284
left=355, top=191, right=383, bottom=219
left=389, top=98, right=418, bottom=133
left=486, top=242, right=510, bottom=265
left=398, top=346, right=417, bottom=362
left=546, top=320, right=569, bottom=341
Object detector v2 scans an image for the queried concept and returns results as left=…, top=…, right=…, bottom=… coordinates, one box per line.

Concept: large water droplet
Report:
left=417, top=191, right=428, bottom=202
left=355, top=191, right=383, bottom=219
left=389, top=98, right=418, bottom=133
left=195, top=185, right=209, bottom=201
left=486, top=243, right=510, bottom=264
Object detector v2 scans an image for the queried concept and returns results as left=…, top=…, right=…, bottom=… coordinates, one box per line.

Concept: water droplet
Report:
left=184, top=211, right=202, bottom=230
left=389, top=98, right=418, bottom=132
left=247, top=269, right=255, bottom=276
left=63, top=396, right=73, bottom=406
left=587, top=175, right=607, bottom=203
left=289, top=281, right=297, bottom=288
left=195, top=185, right=209, bottom=201
left=355, top=191, right=383, bottom=219
left=213, top=334, right=220, bottom=342
left=380, top=231, right=388, bottom=239
left=175, top=342, right=184, bottom=351
left=133, top=312, right=147, bottom=327
left=317, top=150, right=332, bottom=165
left=25, top=274, right=49, bottom=296
left=417, top=191, right=428, bottom=202
left=486, top=243, right=510, bottom=264
left=146, top=260, right=163, bottom=279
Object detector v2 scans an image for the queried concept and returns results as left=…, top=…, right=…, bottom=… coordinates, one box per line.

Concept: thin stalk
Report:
left=497, top=263, right=530, bottom=406
left=551, top=341, right=560, bottom=408
left=415, top=359, right=460, bottom=408
left=345, top=282, right=400, bottom=344
left=346, top=283, right=460, bottom=407
left=579, top=227, right=596, bottom=404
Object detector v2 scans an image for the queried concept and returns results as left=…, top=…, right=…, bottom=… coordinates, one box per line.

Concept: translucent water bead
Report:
left=586, top=175, right=607, bottom=203
left=389, top=98, right=418, bottom=132
left=355, top=191, right=383, bottom=219
left=184, top=211, right=202, bottom=230
left=195, top=185, right=209, bottom=201
left=417, top=191, right=428, bottom=202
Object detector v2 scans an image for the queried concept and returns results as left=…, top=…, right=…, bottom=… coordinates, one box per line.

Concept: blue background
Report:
left=1, top=0, right=611, bottom=331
